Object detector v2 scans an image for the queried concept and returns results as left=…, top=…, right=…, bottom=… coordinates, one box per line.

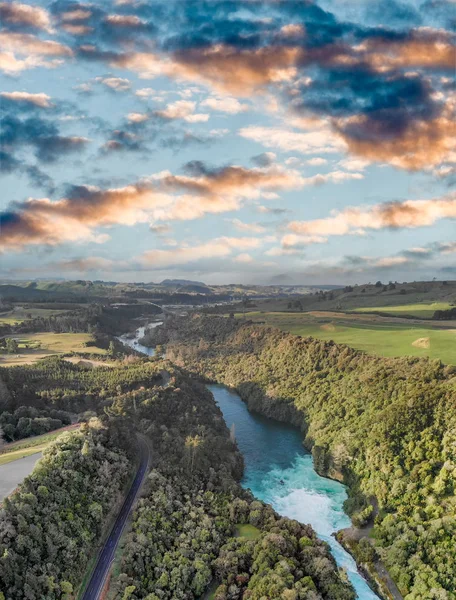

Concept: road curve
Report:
left=81, top=436, right=150, bottom=600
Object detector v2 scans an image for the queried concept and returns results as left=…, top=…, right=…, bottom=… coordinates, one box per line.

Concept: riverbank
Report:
left=336, top=529, right=403, bottom=600
left=208, top=383, right=381, bottom=599
left=143, top=314, right=455, bottom=597
left=117, top=325, right=375, bottom=598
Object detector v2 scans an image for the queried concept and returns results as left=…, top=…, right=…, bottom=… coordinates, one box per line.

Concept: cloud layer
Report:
left=283, top=194, right=456, bottom=246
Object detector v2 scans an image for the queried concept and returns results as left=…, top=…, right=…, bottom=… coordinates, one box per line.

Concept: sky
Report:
left=0, top=0, right=455, bottom=285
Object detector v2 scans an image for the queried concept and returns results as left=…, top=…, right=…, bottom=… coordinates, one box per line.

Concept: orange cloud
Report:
left=0, top=32, right=72, bottom=73
left=0, top=2, right=52, bottom=32
left=334, top=98, right=456, bottom=170
left=112, top=45, right=301, bottom=95
left=139, top=237, right=260, bottom=267
left=284, top=194, right=456, bottom=244
left=2, top=164, right=308, bottom=250
left=360, top=28, right=455, bottom=71
left=0, top=91, right=52, bottom=107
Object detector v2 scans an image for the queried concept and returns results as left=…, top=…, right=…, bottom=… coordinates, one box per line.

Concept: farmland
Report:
left=0, top=332, right=106, bottom=366
left=237, top=311, right=456, bottom=365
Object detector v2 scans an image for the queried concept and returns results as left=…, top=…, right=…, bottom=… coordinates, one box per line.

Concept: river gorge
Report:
left=122, top=323, right=380, bottom=600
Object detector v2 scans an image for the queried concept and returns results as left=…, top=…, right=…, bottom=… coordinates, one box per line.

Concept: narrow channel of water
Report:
left=117, top=322, right=162, bottom=356
left=208, top=384, right=379, bottom=600
left=121, top=327, right=379, bottom=599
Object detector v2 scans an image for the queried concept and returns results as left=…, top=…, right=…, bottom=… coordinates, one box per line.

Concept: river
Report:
left=117, top=322, right=162, bottom=356
left=122, top=326, right=379, bottom=599
left=208, top=384, right=379, bottom=600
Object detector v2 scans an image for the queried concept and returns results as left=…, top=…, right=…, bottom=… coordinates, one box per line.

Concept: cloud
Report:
left=61, top=23, right=93, bottom=35
left=229, top=218, right=266, bottom=233
left=101, top=129, right=144, bottom=153
left=333, top=93, right=456, bottom=170
left=60, top=9, right=92, bottom=22
left=149, top=223, right=171, bottom=235
left=104, top=14, right=144, bottom=28
left=0, top=91, right=52, bottom=108
left=251, top=152, right=277, bottom=167
left=0, top=32, right=72, bottom=74
left=284, top=194, right=456, bottom=245
left=138, top=236, right=261, bottom=268
left=1, top=114, right=89, bottom=162
left=235, top=253, right=254, bottom=263
left=200, top=96, right=249, bottom=114
left=98, top=76, right=131, bottom=92
left=257, top=205, right=290, bottom=215
left=338, top=157, right=370, bottom=171
left=58, top=1, right=454, bottom=172
left=135, top=87, right=156, bottom=99
left=265, top=246, right=305, bottom=256
left=155, top=100, right=209, bottom=123
left=0, top=2, right=52, bottom=32
left=1, top=161, right=307, bottom=250
left=111, top=45, right=301, bottom=95
left=0, top=149, right=55, bottom=192
left=239, top=125, right=345, bottom=155
left=306, top=157, right=328, bottom=166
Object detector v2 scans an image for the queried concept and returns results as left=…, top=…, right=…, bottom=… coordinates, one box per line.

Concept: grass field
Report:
left=0, top=332, right=106, bottom=366
left=0, top=425, right=79, bottom=465
left=0, top=307, right=68, bottom=325
left=240, top=312, right=456, bottom=365
left=354, top=302, right=453, bottom=318
left=235, top=524, right=261, bottom=539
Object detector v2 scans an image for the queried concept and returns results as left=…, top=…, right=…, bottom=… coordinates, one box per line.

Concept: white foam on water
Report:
left=245, top=454, right=380, bottom=600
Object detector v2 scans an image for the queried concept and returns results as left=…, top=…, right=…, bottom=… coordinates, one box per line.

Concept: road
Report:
left=81, top=436, right=150, bottom=600
left=0, top=453, right=42, bottom=502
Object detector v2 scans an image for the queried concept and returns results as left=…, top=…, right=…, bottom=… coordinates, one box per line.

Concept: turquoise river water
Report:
left=208, top=384, right=380, bottom=600
left=121, top=325, right=379, bottom=599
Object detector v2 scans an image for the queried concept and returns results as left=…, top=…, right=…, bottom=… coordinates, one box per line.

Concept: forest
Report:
left=148, top=315, right=456, bottom=600
left=0, top=419, right=131, bottom=599
left=0, top=357, right=355, bottom=600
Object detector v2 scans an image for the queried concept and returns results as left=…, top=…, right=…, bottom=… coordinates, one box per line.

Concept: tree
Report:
left=5, top=338, right=18, bottom=354
left=109, top=340, right=116, bottom=356
left=185, top=435, right=203, bottom=472
left=122, top=586, right=137, bottom=600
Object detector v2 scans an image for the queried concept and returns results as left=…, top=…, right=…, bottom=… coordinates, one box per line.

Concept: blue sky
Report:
left=1, top=0, right=455, bottom=284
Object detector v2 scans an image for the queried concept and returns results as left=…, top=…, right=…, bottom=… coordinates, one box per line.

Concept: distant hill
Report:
left=160, top=279, right=207, bottom=287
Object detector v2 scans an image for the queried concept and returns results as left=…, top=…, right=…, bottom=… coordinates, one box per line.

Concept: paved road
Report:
left=81, top=437, right=150, bottom=600
left=0, top=453, right=42, bottom=502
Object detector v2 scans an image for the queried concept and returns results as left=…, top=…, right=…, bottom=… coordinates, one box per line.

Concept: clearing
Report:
left=238, top=312, right=456, bottom=365
left=354, top=302, right=452, bottom=319
left=0, top=306, right=69, bottom=325
left=0, top=332, right=106, bottom=366
left=0, top=424, right=80, bottom=465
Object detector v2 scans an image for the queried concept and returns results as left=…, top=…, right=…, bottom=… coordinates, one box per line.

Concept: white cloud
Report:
left=235, top=253, right=254, bottom=263
left=99, top=77, right=131, bottom=92
left=229, top=218, right=266, bottom=233
left=307, top=157, right=328, bottom=166
left=239, top=125, right=345, bottom=155
left=156, top=100, right=209, bottom=123
left=0, top=32, right=72, bottom=74
left=201, top=96, right=249, bottom=114
left=0, top=91, right=51, bottom=107
left=338, top=157, right=371, bottom=171
left=139, top=236, right=261, bottom=267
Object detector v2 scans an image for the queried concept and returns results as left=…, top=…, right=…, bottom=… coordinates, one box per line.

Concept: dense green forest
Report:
left=107, top=364, right=355, bottom=600
left=0, top=356, right=164, bottom=413
left=0, top=405, right=72, bottom=441
left=0, top=358, right=354, bottom=599
left=148, top=315, right=456, bottom=600
left=0, top=419, right=131, bottom=599
left=0, top=303, right=161, bottom=338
